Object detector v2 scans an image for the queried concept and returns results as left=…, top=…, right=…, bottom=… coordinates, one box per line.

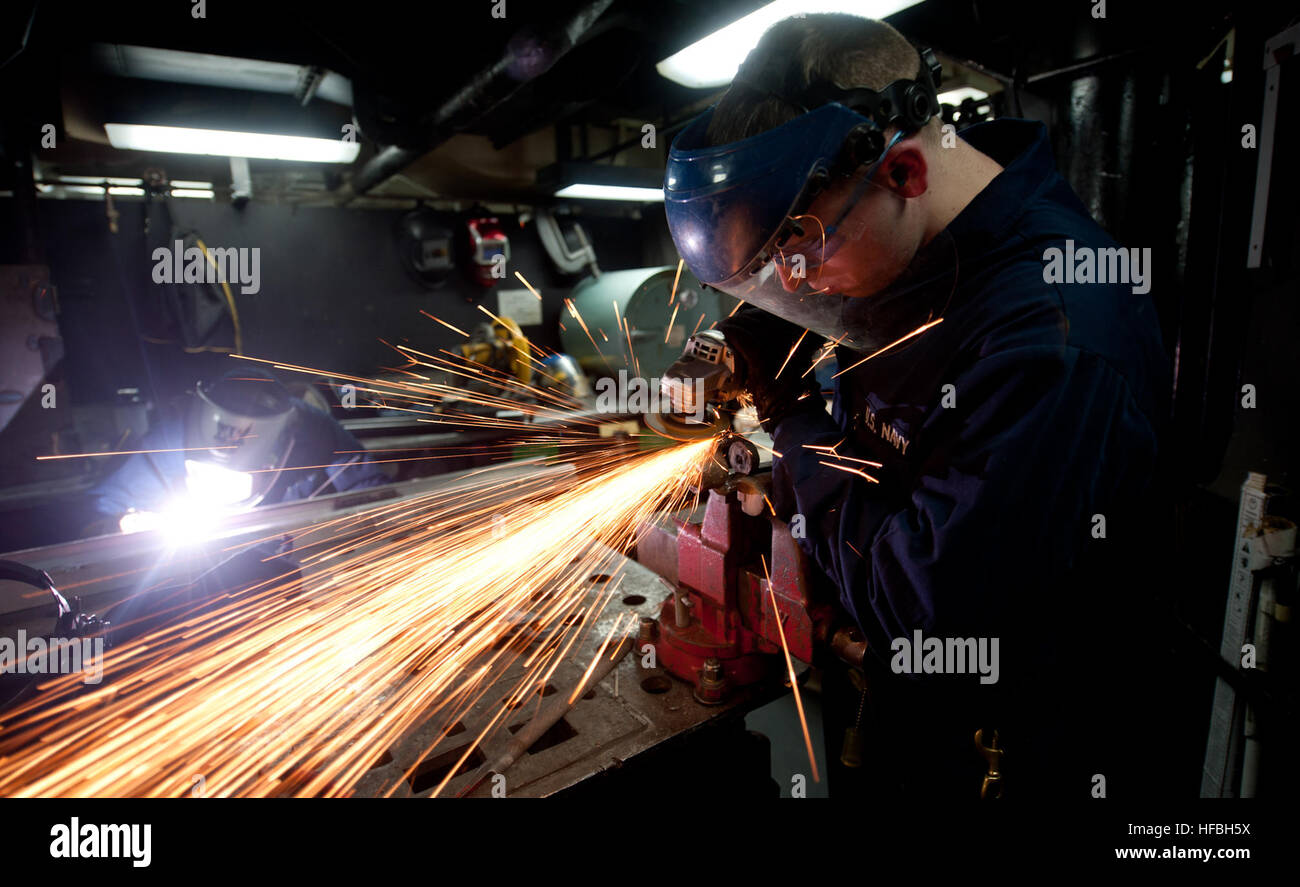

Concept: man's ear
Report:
left=881, top=145, right=927, bottom=198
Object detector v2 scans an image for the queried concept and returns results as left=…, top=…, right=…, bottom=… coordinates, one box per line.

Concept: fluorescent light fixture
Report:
left=58, top=175, right=147, bottom=186
left=542, top=162, right=665, bottom=203
left=657, top=0, right=922, bottom=89
left=170, top=180, right=213, bottom=189
left=554, top=183, right=664, bottom=202
left=171, top=189, right=215, bottom=199
left=104, top=123, right=360, bottom=163
left=36, top=184, right=114, bottom=196
left=938, top=86, right=990, bottom=105
left=107, top=186, right=145, bottom=196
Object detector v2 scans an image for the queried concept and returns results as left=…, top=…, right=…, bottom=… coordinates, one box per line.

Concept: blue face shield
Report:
left=665, top=104, right=882, bottom=283
left=664, top=104, right=958, bottom=354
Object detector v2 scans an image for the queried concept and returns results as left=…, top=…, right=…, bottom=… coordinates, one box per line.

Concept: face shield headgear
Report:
left=664, top=47, right=959, bottom=353
left=183, top=370, right=297, bottom=508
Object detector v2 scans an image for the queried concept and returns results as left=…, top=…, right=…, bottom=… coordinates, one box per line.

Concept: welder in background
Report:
left=662, top=14, right=1178, bottom=797
left=87, top=366, right=389, bottom=532
left=84, top=367, right=389, bottom=646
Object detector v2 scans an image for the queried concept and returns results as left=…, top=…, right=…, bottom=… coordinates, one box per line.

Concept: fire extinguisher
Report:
left=467, top=216, right=509, bottom=288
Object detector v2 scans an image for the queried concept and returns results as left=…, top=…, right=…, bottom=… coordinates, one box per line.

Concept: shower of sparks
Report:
left=761, top=554, right=819, bottom=783
left=0, top=426, right=715, bottom=797
left=2, top=308, right=733, bottom=797
left=6, top=275, right=835, bottom=799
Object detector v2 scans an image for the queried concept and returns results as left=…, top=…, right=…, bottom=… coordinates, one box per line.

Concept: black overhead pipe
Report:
left=347, top=0, right=614, bottom=198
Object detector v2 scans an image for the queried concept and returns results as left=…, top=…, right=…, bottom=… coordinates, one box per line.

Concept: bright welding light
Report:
left=157, top=498, right=223, bottom=546
left=118, top=508, right=162, bottom=534
left=117, top=499, right=221, bottom=546
left=184, top=459, right=253, bottom=506
left=115, top=462, right=251, bottom=542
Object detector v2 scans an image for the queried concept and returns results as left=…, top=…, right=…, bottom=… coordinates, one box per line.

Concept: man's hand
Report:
left=715, top=304, right=826, bottom=432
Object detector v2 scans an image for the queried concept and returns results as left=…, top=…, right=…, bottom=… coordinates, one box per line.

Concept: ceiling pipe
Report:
left=344, top=0, right=614, bottom=201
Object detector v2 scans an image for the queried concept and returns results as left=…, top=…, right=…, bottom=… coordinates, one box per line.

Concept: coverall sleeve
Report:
left=323, top=423, right=390, bottom=493
left=770, top=343, right=1158, bottom=652
left=86, top=425, right=185, bottom=519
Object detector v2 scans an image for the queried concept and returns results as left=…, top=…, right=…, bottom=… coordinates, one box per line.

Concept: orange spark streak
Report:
left=831, top=318, right=944, bottom=379
left=761, top=554, right=819, bottom=783
left=775, top=329, right=809, bottom=380
left=36, top=446, right=237, bottom=461
left=801, top=334, right=845, bottom=378
left=419, top=310, right=469, bottom=337
left=514, top=271, right=543, bottom=300
left=817, top=460, right=880, bottom=483
left=563, top=298, right=610, bottom=371
left=664, top=303, right=680, bottom=344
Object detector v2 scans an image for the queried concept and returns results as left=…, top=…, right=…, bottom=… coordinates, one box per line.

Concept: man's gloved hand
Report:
left=715, top=304, right=827, bottom=432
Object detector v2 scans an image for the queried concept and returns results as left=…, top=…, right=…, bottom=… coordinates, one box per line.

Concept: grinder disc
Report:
left=644, top=407, right=728, bottom=441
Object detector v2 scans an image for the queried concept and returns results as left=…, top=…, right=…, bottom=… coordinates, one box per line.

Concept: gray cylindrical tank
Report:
left=560, top=266, right=738, bottom=379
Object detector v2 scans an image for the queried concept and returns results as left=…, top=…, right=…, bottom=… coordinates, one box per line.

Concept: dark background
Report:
left=8, top=200, right=669, bottom=406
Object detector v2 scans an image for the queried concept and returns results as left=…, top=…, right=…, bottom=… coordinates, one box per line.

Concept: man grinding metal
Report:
left=659, top=14, right=1173, bottom=798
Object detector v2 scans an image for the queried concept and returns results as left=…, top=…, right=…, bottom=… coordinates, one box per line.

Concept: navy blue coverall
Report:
left=771, top=118, right=1172, bottom=796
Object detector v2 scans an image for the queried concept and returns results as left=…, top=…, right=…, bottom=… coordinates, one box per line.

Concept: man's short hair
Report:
left=706, top=14, right=939, bottom=148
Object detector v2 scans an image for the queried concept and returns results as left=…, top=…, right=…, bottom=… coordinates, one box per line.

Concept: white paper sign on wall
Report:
left=497, top=288, right=543, bottom=327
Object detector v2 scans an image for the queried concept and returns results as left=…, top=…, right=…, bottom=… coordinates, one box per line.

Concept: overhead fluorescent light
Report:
left=170, top=180, right=214, bottom=189
left=657, top=1, right=922, bottom=89
left=938, top=87, right=990, bottom=105
left=36, top=182, right=214, bottom=199
left=57, top=175, right=147, bottom=186
left=104, top=123, right=360, bottom=163
left=92, top=44, right=353, bottom=106
left=541, top=162, right=665, bottom=203
left=36, top=184, right=106, bottom=196
left=554, top=183, right=664, bottom=202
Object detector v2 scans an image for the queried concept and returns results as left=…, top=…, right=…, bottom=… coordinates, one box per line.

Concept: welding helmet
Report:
left=664, top=47, right=959, bottom=352
left=183, top=368, right=298, bottom=508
